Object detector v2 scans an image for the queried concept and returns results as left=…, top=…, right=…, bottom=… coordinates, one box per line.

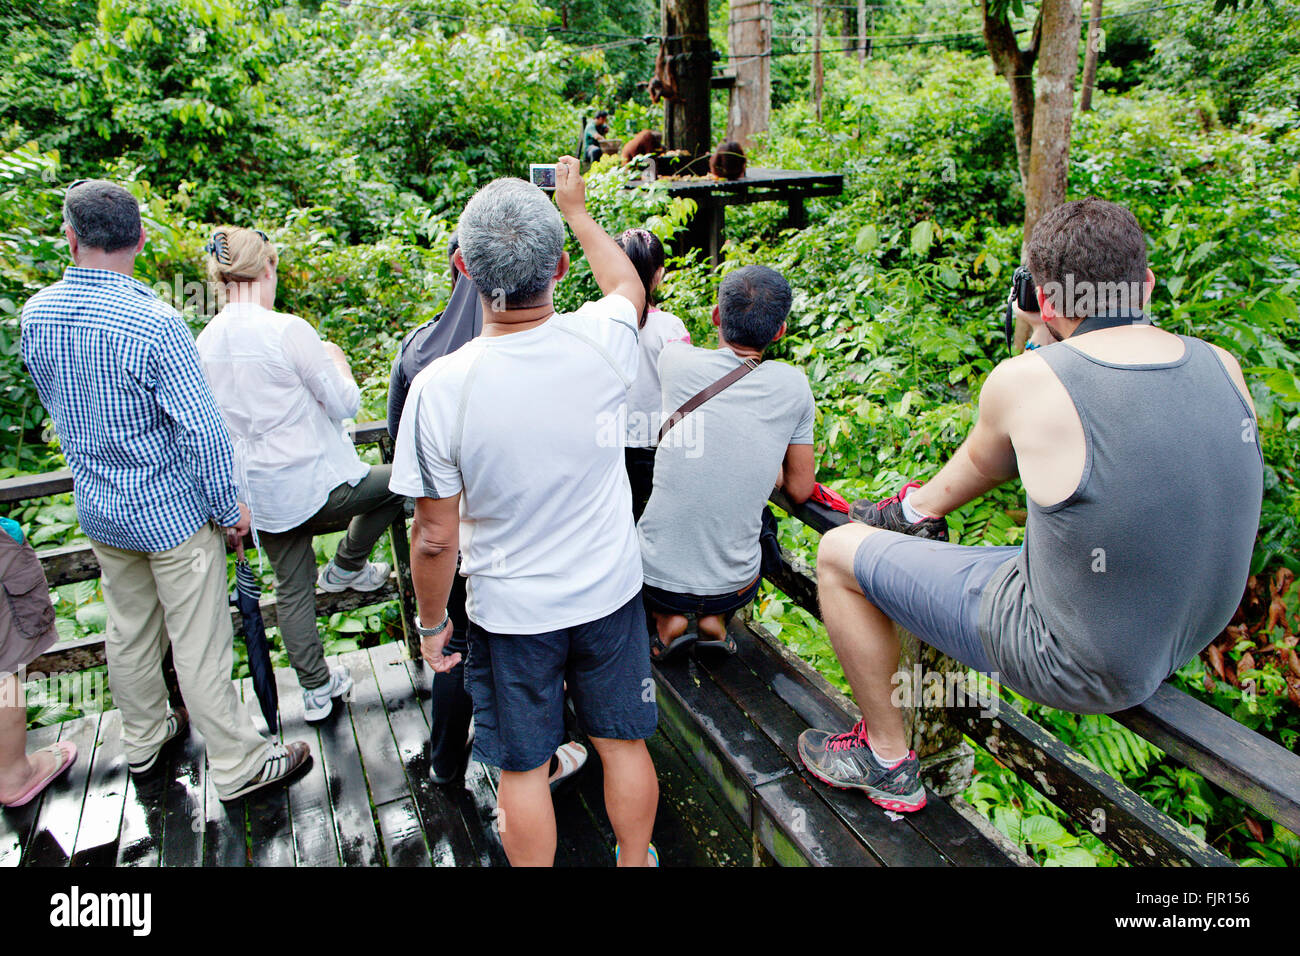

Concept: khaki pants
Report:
left=92, top=522, right=272, bottom=795
left=259, top=465, right=406, bottom=690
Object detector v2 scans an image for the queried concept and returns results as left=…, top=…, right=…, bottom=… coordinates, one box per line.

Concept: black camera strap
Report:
left=1069, top=310, right=1149, bottom=337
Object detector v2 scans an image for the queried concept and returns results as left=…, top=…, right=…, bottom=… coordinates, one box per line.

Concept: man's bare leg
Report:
left=589, top=736, right=658, bottom=866
left=653, top=612, right=689, bottom=651
left=697, top=614, right=727, bottom=642
left=496, top=762, right=556, bottom=866
left=0, top=674, right=59, bottom=804
left=816, top=523, right=909, bottom=761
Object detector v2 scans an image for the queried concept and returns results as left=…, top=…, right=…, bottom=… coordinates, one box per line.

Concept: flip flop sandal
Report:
left=693, top=631, right=737, bottom=656
left=614, top=841, right=660, bottom=867
left=650, top=630, right=698, bottom=664
left=548, top=740, right=589, bottom=794
left=2, top=741, right=78, bottom=809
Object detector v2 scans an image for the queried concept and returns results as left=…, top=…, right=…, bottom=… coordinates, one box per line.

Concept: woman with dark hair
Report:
left=617, top=228, right=690, bottom=520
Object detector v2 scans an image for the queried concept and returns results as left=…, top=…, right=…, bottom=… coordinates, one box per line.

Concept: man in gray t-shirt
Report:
left=638, top=265, right=817, bottom=660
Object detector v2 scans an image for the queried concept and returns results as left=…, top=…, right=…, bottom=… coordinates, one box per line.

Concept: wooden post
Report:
left=726, top=0, right=771, bottom=147
left=897, top=628, right=976, bottom=796
left=812, top=0, right=824, bottom=122
left=664, top=0, right=713, bottom=162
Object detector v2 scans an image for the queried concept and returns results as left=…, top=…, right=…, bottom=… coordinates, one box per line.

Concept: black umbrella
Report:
left=232, top=538, right=278, bottom=734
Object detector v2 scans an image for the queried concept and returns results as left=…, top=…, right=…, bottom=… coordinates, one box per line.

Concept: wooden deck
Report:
left=1, top=642, right=749, bottom=868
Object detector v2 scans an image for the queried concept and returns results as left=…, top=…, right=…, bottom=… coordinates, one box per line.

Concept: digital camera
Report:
left=1003, top=266, right=1038, bottom=352
left=529, top=163, right=557, bottom=191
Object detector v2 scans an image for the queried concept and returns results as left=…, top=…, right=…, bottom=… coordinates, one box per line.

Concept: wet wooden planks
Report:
left=651, top=617, right=1017, bottom=867
left=7, top=642, right=738, bottom=867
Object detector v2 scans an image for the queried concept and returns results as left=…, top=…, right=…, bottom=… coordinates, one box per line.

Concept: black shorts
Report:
left=641, top=574, right=762, bottom=620
left=463, top=594, right=658, bottom=773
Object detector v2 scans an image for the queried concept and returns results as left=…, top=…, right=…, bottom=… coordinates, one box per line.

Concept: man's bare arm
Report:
left=908, top=362, right=1020, bottom=517
left=553, top=156, right=646, bottom=316
left=778, top=443, right=817, bottom=505
left=410, top=494, right=461, bottom=672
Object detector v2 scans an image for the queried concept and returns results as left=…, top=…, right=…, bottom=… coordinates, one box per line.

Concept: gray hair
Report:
left=62, top=180, right=142, bottom=254
left=457, top=178, right=564, bottom=307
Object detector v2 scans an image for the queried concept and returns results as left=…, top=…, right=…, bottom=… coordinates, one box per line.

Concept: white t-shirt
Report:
left=196, top=302, right=368, bottom=533
left=626, top=306, right=691, bottom=447
left=390, top=294, right=644, bottom=635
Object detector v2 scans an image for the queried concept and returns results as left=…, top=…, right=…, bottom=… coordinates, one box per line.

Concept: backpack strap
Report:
left=657, top=357, right=759, bottom=445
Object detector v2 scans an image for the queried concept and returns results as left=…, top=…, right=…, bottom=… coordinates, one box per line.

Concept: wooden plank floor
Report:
left=1, top=642, right=747, bottom=867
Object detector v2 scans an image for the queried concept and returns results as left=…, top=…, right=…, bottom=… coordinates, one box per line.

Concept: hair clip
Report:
left=205, top=232, right=232, bottom=265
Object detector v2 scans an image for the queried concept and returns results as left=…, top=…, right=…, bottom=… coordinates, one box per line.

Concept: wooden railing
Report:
left=1, top=422, right=421, bottom=675
left=766, top=489, right=1300, bottom=866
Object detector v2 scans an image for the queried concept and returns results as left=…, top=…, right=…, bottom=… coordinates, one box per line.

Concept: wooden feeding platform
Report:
left=659, top=167, right=845, bottom=265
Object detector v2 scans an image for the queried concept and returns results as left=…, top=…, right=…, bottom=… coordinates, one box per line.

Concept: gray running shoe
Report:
left=848, top=481, right=949, bottom=541
left=798, top=720, right=927, bottom=812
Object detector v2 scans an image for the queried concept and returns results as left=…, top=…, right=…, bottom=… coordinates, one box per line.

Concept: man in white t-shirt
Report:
left=390, top=159, right=660, bottom=867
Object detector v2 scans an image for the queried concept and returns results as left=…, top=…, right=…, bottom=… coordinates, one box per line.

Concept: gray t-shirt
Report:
left=638, top=342, right=815, bottom=594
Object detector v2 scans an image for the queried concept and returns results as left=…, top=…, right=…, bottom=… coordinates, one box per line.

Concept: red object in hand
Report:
left=810, top=482, right=850, bottom=514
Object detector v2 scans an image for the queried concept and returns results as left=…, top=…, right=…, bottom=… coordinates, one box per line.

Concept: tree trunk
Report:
left=1080, top=0, right=1103, bottom=112
left=727, top=0, right=772, bottom=148
left=1023, top=0, right=1081, bottom=251
left=665, top=0, right=713, bottom=161
left=981, top=0, right=1041, bottom=190
left=983, top=0, right=1081, bottom=351
left=859, top=0, right=870, bottom=63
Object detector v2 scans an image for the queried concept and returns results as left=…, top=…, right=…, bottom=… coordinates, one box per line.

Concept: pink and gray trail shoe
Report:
left=797, top=720, right=927, bottom=812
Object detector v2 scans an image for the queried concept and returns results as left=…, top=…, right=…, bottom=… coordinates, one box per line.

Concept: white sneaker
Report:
left=317, top=558, right=391, bottom=593
left=302, top=664, right=354, bottom=722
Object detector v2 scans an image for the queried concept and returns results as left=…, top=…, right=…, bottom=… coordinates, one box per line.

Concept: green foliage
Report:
left=3, top=0, right=1300, bottom=866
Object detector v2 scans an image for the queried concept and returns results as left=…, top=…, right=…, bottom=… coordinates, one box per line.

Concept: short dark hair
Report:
left=718, top=265, right=792, bottom=350
left=595, top=110, right=608, bottom=119
left=62, top=180, right=141, bottom=253
left=1026, top=198, right=1148, bottom=319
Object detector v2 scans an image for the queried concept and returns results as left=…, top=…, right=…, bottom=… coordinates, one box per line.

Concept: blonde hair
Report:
left=205, top=226, right=278, bottom=292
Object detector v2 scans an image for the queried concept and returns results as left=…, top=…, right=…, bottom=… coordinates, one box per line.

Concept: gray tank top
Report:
left=978, top=335, right=1264, bottom=713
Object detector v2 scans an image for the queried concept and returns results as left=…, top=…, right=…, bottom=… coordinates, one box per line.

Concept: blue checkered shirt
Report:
left=21, top=267, right=241, bottom=552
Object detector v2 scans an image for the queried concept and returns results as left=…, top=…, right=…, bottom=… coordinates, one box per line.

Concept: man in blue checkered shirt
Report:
left=20, top=181, right=310, bottom=800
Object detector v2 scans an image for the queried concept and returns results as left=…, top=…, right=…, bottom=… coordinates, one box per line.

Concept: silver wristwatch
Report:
left=416, top=612, right=451, bottom=638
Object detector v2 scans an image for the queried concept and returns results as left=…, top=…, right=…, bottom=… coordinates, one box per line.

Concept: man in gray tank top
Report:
left=798, top=199, right=1263, bottom=813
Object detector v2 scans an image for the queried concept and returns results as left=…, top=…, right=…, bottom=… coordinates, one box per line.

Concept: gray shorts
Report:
left=852, top=531, right=1020, bottom=674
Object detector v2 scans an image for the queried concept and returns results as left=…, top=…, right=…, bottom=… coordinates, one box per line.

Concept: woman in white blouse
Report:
left=197, top=227, right=404, bottom=721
